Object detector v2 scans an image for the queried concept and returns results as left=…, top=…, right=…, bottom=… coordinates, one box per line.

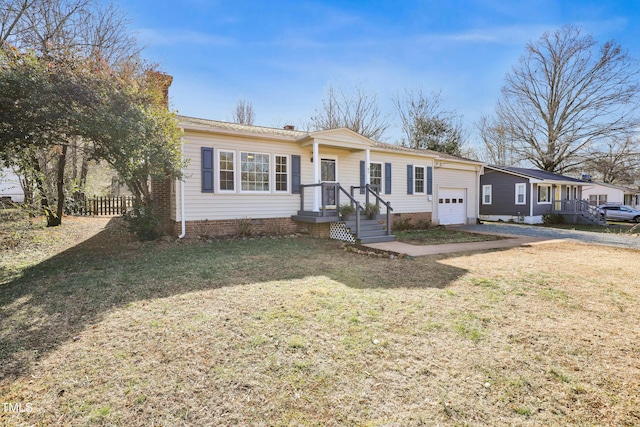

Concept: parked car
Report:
left=597, top=205, right=640, bottom=222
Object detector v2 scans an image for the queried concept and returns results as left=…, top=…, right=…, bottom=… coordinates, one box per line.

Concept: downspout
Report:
left=178, top=134, right=186, bottom=239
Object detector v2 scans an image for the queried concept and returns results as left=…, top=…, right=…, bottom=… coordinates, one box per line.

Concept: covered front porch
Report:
left=289, top=134, right=395, bottom=243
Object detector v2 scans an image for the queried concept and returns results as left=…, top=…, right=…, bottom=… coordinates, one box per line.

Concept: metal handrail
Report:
left=299, top=182, right=394, bottom=238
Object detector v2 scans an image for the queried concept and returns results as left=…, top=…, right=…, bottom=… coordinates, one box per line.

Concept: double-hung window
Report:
left=482, top=185, right=492, bottom=205
left=218, top=150, right=235, bottom=192
left=241, top=152, right=270, bottom=192
left=370, top=162, right=382, bottom=193
left=515, top=183, right=526, bottom=205
left=274, top=155, right=288, bottom=192
left=414, top=166, right=425, bottom=194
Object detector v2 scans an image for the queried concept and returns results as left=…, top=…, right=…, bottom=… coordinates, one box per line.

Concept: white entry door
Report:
left=321, top=158, right=337, bottom=208
left=438, top=188, right=466, bottom=225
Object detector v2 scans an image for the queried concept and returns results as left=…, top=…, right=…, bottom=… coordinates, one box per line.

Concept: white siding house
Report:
left=581, top=181, right=640, bottom=210
left=0, top=167, right=25, bottom=203
left=167, top=116, right=484, bottom=241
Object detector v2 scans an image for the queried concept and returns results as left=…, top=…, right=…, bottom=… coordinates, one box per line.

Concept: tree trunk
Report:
left=31, top=156, right=54, bottom=225
left=50, top=144, right=68, bottom=226
left=79, top=153, right=89, bottom=189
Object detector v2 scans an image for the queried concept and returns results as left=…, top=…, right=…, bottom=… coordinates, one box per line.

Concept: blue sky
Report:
left=120, top=0, right=640, bottom=145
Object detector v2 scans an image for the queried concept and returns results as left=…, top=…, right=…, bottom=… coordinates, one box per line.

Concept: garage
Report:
left=438, top=188, right=467, bottom=225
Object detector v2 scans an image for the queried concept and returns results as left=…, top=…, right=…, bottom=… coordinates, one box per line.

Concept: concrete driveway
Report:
left=458, top=222, right=640, bottom=251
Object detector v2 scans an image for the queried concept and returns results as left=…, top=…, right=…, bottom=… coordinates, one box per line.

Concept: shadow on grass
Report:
left=0, top=218, right=472, bottom=382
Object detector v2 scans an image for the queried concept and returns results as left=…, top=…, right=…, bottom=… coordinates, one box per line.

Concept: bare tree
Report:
left=310, top=83, right=390, bottom=141
left=477, top=115, right=522, bottom=165
left=583, top=137, right=640, bottom=185
left=485, top=25, right=640, bottom=173
left=1, top=0, right=138, bottom=62
left=394, top=89, right=466, bottom=155
left=232, top=98, right=255, bottom=125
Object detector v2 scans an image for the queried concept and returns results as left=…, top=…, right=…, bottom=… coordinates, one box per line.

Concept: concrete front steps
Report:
left=343, top=215, right=395, bottom=244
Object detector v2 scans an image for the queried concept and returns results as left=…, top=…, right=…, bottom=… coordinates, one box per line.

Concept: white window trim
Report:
left=414, top=165, right=426, bottom=195
left=370, top=161, right=383, bottom=193
left=515, top=183, right=526, bottom=205
left=273, top=154, right=290, bottom=194
left=240, top=151, right=271, bottom=193
left=537, top=184, right=552, bottom=204
left=217, top=149, right=236, bottom=193
left=482, top=184, right=492, bottom=205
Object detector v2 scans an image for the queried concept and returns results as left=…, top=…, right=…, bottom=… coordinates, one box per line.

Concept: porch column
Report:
left=313, top=141, right=320, bottom=212
left=365, top=149, right=371, bottom=187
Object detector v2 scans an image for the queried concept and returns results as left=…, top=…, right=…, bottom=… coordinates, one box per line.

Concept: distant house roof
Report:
left=486, top=165, right=586, bottom=184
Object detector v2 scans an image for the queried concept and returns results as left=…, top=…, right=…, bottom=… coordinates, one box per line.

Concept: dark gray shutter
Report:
left=360, top=160, right=366, bottom=194
left=201, top=147, right=214, bottom=193
left=291, top=155, right=301, bottom=194
left=407, top=164, right=413, bottom=195
left=427, top=166, right=433, bottom=195
left=385, top=162, right=392, bottom=194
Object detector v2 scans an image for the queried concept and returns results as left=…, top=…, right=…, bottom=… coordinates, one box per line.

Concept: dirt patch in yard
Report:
left=1, top=217, right=639, bottom=426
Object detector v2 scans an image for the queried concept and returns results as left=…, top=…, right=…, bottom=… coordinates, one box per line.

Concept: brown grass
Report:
left=1, top=217, right=639, bottom=426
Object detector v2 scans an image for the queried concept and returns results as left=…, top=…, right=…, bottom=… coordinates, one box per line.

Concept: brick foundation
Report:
left=391, top=212, right=433, bottom=228
left=173, top=217, right=301, bottom=238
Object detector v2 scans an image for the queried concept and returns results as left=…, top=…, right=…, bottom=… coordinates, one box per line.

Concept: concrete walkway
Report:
left=364, top=236, right=562, bottom=256
left=365, top=233, right=560, bottom=256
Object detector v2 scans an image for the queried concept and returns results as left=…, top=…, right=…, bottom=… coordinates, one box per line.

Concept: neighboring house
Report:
left=0, top=167, right=25, bottom=203
left=581, top=181, right=640, bottom=210
left=479, top=165, right=597, bottom=224
left=581, top=181, right=625, bottom=207
left=156, top=116, right=484, bottom=242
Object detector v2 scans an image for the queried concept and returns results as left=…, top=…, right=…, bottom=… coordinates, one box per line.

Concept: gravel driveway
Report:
left=458, top=222, right=640, bottom=251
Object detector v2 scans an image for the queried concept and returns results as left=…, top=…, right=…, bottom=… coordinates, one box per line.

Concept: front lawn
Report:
left=1, top=217, right=639, bottom=426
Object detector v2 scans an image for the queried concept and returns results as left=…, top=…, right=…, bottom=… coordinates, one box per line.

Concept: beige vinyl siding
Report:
left=434, top=165, right=479, bottom=223
left=176, top=132, right=310, bottom=221
left=369, top=152, right=434, bottom=214
left=175, top=127, right=479, bottom=221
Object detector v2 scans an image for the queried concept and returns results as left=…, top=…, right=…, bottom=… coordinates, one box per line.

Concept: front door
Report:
left=554, top=186, right=562, bottom=211
left=321, top=158, right=337, bottom=207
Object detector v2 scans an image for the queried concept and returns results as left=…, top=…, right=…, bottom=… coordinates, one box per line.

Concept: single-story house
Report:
left=155, top=116, right=485, bottom=242
left=0, top=167, right=25, bottom=203
left=479, top=165, right=599, bottom=224
left=581, top=181, right=640, bottom=210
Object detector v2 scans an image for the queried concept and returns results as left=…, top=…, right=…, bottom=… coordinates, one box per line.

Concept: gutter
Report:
left=178, top=133, right=186, bottom=239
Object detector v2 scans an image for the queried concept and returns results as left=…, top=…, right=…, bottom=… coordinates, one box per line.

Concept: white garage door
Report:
left=438, top=188, right=466, bottom=225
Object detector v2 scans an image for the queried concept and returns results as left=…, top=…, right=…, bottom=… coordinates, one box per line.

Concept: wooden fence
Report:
left=70, top=195, right=135, bottom=216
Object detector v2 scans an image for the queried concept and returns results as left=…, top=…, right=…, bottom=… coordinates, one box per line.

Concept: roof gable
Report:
left=305, top=128, right=375, bottom=148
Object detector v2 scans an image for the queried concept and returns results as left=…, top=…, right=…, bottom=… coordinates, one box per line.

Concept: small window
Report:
left=459, top=198, right=463, bottom=203
left=370, top=162, right=382, bottom=193
left=414, top=166, right=425, bottom=194
left=445, top=198, right=450, bottom=203
left=439, top=198, right=443, bottom=203
left=515, top=183, right=526, bottom=205
left=482, top=185, right=492, bottom=205
left=452, top=199, right=457, bottom=203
